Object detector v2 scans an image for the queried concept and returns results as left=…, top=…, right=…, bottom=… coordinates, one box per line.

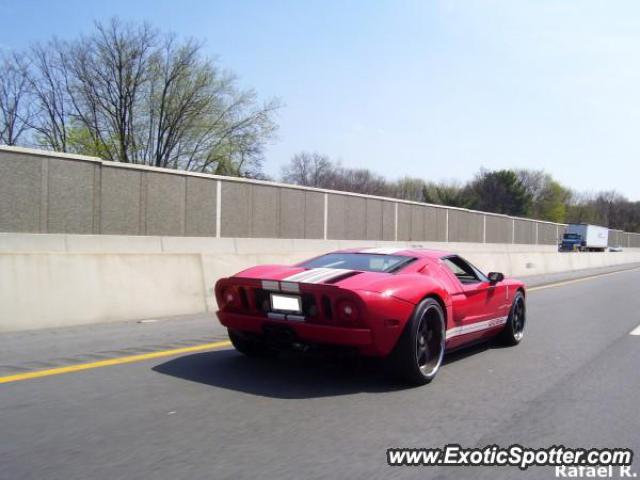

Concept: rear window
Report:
left=300, top=253, right=415, bottom=273
left=564, top=233, right=580, bottom=239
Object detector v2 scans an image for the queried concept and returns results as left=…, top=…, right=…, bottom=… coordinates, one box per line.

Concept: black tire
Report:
left=389, top=298, right=446, bottom=385
left=228, top=329, right=277, bottom=357
left=499, top=291, right=526, bottom=346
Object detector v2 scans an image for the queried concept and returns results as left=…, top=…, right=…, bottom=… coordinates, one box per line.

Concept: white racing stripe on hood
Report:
left=283, top=268, right=353, bottom=284
left=296, top=268, right=340, bottom=284
left=283, top=268, right=334, bottom=283
left=307, top=268, right=354, bottom=284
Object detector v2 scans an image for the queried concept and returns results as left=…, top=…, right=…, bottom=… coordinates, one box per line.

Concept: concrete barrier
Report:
left=1, top=232, right=639, bottom=332
left=0, top=253, right=206, bottom=331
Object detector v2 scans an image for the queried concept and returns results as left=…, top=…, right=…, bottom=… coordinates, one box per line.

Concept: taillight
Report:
left=219, top=287, right=240, bottom=310
left=336, top=299, right=359, bottom=323
left=223, top=289, right=235, bottom=304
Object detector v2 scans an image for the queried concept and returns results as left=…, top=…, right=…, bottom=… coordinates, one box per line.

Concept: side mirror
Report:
left=488, top=272, right=504, bottom=284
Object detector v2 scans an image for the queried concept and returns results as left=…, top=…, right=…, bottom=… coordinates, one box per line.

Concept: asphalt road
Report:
left=1, top=266, right=640, bottom=480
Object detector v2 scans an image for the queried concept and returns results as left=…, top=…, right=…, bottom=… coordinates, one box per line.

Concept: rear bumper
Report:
left=218, top=312, right=373, bottom=347
left=216, top=289, right=416, bottom=356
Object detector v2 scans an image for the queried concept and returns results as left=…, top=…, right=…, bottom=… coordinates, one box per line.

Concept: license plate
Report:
left=270, top=293, right=302, bottom=313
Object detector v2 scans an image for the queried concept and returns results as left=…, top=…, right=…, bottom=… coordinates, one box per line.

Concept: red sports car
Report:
left=215, top=247, right=526, bottom=385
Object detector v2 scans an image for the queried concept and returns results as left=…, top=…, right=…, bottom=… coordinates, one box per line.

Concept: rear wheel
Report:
left=499, top=292, right=526, bottom=346
left=389, top=298, right=445, bottom=385
left=228, top=329, right=277, bottom=357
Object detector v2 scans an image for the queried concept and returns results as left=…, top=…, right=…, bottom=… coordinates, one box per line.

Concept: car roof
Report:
left=335, top=247, right=454, bottom=259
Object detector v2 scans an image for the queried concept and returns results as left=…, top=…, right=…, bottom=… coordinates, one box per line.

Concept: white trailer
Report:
left=561, top=224, right=609, bottom=252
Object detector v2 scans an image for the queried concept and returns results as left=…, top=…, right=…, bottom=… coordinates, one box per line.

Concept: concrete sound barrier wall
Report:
left=0, top=146, right=569, bottom=245
left=3, top=146, right=640, bottom=248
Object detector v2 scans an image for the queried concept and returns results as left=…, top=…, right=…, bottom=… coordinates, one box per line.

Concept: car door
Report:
left=440, top=255, right=507, bottom=347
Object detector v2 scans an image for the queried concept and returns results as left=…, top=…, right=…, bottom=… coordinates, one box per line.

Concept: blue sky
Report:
left=2, top=0, right=639, bottom=199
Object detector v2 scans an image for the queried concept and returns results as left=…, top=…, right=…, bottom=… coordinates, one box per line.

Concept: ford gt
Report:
left=214, top=247, right=526, bottom=385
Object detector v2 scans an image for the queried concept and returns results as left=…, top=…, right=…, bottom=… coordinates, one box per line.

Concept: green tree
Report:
left=515, top=170, right=570, bottom=222
left=466, top=169, right=532, bottom=216
left=534, top=180, right=570, bottom=222
left=65, top=124, right=113, bottom=158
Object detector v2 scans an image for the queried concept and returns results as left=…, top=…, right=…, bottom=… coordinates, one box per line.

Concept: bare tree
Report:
left=181, top=80, right=280, bottom=176
left=26, top=41, right=74, bottom=151
left=65, top=18, right=278, bottom=175
left=281, top=151, right=391, bottom=195
left=8, top=17, right=279, bottom=177
left=0, top=53, right=31, bottom=145
left=143, top=35, right=209, bottom=167
left=65, top=19, right=157, bottom=162
left=331, top=167, right=389, bottom=196
left=281, top=152, right=334, bottom=186
left=392, top=176, right=428, bottom=202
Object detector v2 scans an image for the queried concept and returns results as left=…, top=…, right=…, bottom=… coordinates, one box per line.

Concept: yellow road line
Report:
left=528, top=266, right=640, bottom=292
left=0, top=340, right=231, bottom=385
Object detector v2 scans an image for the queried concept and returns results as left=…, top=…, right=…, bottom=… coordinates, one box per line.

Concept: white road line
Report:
left=629, top=325, right=640, bottom=336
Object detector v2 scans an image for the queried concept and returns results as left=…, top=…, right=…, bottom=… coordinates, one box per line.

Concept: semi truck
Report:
left=559, top=224, right=609, bottom=252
